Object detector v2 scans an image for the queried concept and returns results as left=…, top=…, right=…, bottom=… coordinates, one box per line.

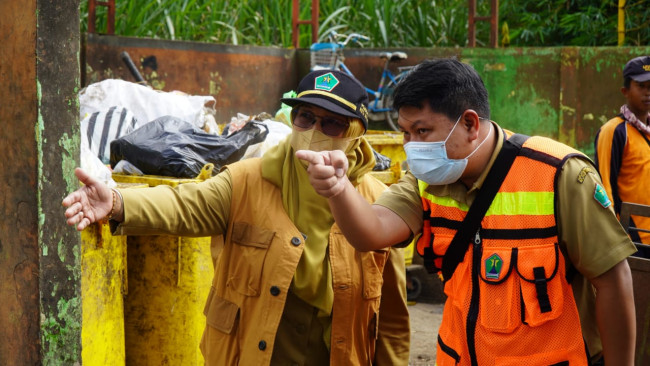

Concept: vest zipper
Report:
left=466, top=229, right=481, bottom=366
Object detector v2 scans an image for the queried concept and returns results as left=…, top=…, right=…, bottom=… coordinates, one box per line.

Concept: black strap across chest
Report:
left=440, top=133, right=529, bottom=282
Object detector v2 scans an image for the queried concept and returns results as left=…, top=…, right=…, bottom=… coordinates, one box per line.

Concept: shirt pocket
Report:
left=478, top=243, right=564, bottom=333
left=226, top=221, right=274, bottom=297
left=360, top=248, right=389, bottom=299
left=203, top=286, right=240, bottom=335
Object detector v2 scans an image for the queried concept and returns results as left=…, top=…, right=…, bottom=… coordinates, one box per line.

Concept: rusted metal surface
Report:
left=292, top=0, right=319, bottom=48
left=83, top=35, right=650, bottom=156
left=1, top=0, right=82, bottom=364
left=468, top=0, right=499, bottom=48
left=0, top=0, right=42, bottom=364
left=88, top=0, right=115, bottom=34
left=37, top=0, right=83, bottom=363
left=83, top=34, right=299, bottom=124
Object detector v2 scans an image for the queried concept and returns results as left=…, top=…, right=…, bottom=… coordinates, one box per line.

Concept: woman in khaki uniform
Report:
left=63, top=70, right=410, bottom=366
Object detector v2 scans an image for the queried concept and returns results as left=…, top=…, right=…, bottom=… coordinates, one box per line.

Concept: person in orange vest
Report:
left=297, top=58, right=636, bottom=365
left=62, top=70, right=410, bottom=366
left=595, top=55, right=650, bottom=249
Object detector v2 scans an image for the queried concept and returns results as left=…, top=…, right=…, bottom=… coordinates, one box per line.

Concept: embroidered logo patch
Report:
left=593, top=183, right=612, bottom=208
left=485, top=254, right=503, bottom=280
left=314, top=73, right=339, bottom=92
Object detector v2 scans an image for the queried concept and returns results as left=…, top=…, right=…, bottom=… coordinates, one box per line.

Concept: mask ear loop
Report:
left=465, top=121, right=493, bottom=160
left=443, top=114, right=464, bottom=144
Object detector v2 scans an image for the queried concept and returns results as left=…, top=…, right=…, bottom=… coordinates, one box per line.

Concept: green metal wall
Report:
left=344, top=46, right=650, bottom=158
left=85, top=36, right=650, bottom=158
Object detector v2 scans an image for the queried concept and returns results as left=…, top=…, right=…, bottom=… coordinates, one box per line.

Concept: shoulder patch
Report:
left=577, top=166, right=594, bottom=184
left=593, top=183, right=612, bottom=208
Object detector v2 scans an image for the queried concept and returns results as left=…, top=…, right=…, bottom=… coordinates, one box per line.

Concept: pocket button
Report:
left=291, top=237, right=301, bottom=246
left=270, top=286, right=280, bottom=296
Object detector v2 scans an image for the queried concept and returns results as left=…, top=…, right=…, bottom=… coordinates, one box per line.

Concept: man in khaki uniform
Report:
left=63, top=70, right=410, bottom=365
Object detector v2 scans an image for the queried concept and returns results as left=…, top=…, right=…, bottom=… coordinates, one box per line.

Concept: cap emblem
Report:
left=643, top=65, right=650, bottom=72
left=314, top=73, right=339, bottom=92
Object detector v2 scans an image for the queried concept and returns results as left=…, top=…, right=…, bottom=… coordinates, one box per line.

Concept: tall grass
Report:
left=81, top=0, right=650, bottom=47
left=80, top=0, right=470, bottom=48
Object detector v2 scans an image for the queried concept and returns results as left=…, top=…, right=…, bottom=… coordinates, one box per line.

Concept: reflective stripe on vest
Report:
left=418, top=133, right=590, bottom=366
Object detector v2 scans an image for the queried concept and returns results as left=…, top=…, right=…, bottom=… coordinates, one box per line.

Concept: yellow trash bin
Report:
left=81, top=213, right=128, bottom=365
left=112, top=170, right=214, bottom=366
left=366, top=130, right=406, bottom=185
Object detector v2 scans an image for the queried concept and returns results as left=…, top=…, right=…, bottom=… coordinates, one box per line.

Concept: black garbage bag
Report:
left=110, top=116, right=269, bottom=178
left=372, top=148, right=392, bottom=171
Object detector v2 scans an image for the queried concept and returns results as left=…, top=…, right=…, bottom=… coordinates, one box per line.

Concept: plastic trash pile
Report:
left=78, top=79, right=293, bottom=181
left=78, top=78, right=391, bottom=182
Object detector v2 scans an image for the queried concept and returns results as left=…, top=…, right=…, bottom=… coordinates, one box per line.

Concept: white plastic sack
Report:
left=80, top=131, right=116, bottom=188
left=79, top=79, right=217, bottom=132
left=81, top=106, right=140, bottom=164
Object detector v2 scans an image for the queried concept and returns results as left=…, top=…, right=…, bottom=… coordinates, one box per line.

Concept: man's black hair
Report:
left=624, top=76, right=631, bottom=89
left=393, top=58, right=490, bottom=121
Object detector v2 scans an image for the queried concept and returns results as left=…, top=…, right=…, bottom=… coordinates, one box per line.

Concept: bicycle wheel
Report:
left=380, top=78, right=400, bottom=131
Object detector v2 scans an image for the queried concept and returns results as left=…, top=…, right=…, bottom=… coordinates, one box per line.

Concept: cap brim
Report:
left=631, top=73, right=650, bottom=83
left=280, top=96, right=360, bottom=121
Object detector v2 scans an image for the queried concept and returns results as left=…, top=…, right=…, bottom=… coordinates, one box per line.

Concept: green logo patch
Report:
left=593, top=183, right=612, bottom=208
left=314, top=73, right=339, bottom=92
left=485, top=253, right=503, bottom=280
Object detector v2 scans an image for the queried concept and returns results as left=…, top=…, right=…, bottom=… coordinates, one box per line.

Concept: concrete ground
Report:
left=407, top=301, right=444, bottom=366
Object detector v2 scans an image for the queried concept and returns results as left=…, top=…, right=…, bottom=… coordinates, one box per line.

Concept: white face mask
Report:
left=404, top=115, right=492, bottom=185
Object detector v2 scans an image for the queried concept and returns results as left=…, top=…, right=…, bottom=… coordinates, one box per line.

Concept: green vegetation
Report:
left=81, top=0, right=650, bottom=47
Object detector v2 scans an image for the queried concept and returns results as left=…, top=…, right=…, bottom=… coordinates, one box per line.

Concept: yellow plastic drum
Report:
left=81, top=219, right=128, bottom=365
left=112, top=171, right=214, bottom=366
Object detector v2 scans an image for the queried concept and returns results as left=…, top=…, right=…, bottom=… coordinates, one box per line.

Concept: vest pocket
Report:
left=478, top=247, right=519, bottom=333
left=360, top=248, right=389, bottom=299
left=494, top=348, right=569, bottom=366
left=226, top=221, right=274, bottom=296
left=478, top=243, right=564, bottom=333
left=437, top=334, right=461, bottom=365
left=515, top=243, right=564, bottom=327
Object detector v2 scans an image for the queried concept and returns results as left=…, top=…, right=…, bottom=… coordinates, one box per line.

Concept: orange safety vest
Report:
left=417, top=133, right=591, bottom=366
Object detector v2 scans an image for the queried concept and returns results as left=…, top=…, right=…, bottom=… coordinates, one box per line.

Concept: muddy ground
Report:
left=407, top=301, right=443, bottom=366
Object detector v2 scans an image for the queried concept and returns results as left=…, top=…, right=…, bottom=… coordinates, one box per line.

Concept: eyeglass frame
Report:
left=292, top=106, right=351, bottom=137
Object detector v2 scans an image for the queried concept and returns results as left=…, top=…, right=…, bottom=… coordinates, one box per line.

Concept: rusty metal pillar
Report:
left=468, top=0, right=499, bottom=48
left=292, top=0, right=319, bottom=48
left=1, top=0, right=82, bottom=364
left=88, top=0, right=115, bottom=34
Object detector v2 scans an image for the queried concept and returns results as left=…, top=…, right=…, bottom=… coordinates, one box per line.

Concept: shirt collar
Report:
left=467, top=121, right=504, bottom=194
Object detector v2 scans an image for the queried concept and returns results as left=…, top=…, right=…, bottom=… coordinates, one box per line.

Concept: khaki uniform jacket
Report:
left=157, top=158, right=410, bottom=366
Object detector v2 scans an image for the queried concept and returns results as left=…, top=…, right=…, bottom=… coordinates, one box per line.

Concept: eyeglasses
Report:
left=293, top=109, right=350, bottom=137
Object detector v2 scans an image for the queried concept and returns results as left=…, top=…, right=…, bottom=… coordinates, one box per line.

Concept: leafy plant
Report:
left=80, top=0, right=650, bottom=47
